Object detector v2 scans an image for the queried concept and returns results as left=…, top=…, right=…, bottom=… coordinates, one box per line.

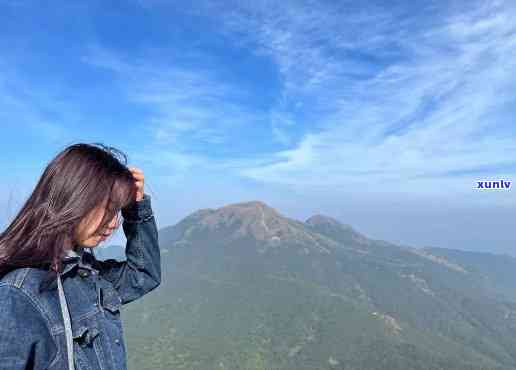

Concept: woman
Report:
left=0, top=142, right=161, bottom=370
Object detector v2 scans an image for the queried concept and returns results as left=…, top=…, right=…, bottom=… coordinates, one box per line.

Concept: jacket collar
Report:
left=54, top=245, right=84, bottom=275
left=39, top=245, right=98, bottom=293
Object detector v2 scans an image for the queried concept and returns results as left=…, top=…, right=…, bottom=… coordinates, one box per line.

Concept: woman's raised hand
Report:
left=128, top=166, right=145, bottom=202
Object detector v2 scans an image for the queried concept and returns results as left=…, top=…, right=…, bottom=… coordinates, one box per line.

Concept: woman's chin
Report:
left=80, top=239, right=101, bottom=248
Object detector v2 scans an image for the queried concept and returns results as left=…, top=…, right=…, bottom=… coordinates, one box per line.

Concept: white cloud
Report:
left=82, top=44, right=269, bottom=176
left=77, top=1, right=516, bottom=203
left=212, top=0, right=516, bottom=200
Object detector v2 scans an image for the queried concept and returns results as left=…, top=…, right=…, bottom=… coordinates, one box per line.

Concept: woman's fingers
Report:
left=127, top=166, right=145, bottom=201
left=128, top=166, right=144, bottom=180
left=128, top=166, right=142, bottom=174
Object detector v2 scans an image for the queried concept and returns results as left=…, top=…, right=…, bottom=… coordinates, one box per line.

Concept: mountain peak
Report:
left=222, top=200, right=283, bottom=221
left=226, top=200, right=275, bottom=211
left=171, top=200, right=342, bottom=254
left=214, top=200, right=287, bottom=241
left=175, top=200, right=289, bottom=243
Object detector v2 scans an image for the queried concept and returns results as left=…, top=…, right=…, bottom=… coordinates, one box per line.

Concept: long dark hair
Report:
left=0, top=142, right=137, bottom=277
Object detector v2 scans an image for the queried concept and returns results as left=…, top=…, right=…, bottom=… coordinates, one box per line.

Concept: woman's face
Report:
left=74, top=200, right=119, bottom=248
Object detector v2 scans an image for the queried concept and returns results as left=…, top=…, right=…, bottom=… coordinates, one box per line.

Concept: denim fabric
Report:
left=0, top=193, right=161, bottom=370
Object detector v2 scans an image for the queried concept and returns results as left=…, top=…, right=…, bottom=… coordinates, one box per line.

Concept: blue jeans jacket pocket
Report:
left=73, top=325, right=100, bottom=347
left=101, top=287, right=122, bottom=314
left=71, top=321, right=105, bottom=370
left=98, top=278, right=123, bottom=315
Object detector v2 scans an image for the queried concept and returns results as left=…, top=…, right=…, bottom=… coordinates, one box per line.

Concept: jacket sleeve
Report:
left=0, top=285, right=57, bottom=370
left=96, top=193, right=161, bottom=305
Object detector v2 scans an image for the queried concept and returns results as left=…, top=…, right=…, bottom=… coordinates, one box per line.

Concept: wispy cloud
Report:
left=207, top=0, right=516, bottom=198
left=0, top=59, right=68, bottom=143
left=34, top=0, right=516, bottom=201
left=82, top=44, right=270, bottom=173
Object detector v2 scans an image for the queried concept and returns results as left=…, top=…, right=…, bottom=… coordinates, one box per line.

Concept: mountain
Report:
left=422, top=246, right=516, bottom=302
left=93, top=243, right=126, bottom=261
left=115, top=200, right=516, bottom=370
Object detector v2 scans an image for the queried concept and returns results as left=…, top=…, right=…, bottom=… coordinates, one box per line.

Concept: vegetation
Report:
left=112, top=202, right=516, bottom=369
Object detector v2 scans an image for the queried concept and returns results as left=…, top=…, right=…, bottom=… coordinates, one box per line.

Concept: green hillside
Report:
left=114, top=201, right=516, bottom=370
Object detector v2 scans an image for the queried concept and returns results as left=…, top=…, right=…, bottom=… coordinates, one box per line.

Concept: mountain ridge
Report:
left=110, top=199, right=516, bottom=369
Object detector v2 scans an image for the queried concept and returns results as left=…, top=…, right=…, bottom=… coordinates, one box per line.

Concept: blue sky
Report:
left=1, top=0, right=515, bottom=255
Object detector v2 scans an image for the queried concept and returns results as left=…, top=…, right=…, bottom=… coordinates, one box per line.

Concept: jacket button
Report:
left=78, top=270, right=90, bottom=278
left=115, top=339, right=120, bottom=345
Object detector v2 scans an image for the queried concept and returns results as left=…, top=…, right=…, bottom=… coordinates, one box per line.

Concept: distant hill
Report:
left=93, top=243, right=126, bottom=261
left=422, top=246, right=516, bottom=302
left=114, top=200, right=516, bottom=370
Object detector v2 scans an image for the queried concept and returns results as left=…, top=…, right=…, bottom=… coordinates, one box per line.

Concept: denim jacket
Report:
left=0, top=193, right=161, bottom=370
